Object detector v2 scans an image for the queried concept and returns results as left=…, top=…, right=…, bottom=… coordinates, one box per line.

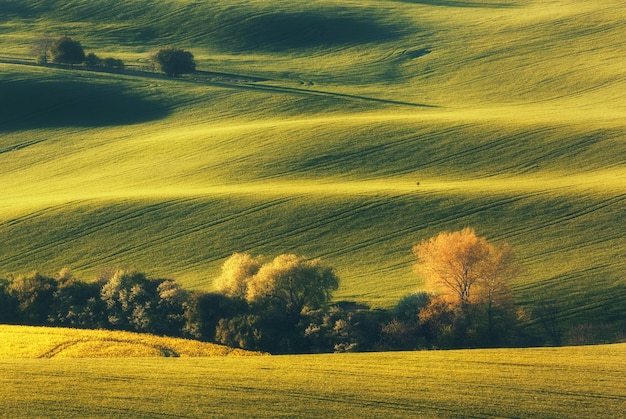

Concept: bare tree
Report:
left=30, top=33, right=54, bottom=64
left=476, top=242, right=520, bottom=339
left=533, top=299, right=562, bottom=346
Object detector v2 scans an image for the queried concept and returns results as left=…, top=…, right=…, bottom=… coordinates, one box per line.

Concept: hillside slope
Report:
left=0, top=0, right=624, bottom=337
left=0, top=324, right=258, bottom=358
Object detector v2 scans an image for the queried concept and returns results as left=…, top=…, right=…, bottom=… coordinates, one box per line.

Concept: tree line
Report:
left=0, top=229, right=569, bottom=353
left=31, top=35, right=196, bottom=77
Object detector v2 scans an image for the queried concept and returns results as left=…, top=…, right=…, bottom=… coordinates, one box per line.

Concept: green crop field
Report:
left=0, top=327, right=624, bottom=418
left=1, top=0, right=625, bottom=416
left=1, top=0, right=625, bottom=334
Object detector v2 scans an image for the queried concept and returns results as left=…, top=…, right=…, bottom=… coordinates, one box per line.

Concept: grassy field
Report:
left=1, top=2, right=625, bottom=416
left=0, top=325, right=258, bottom=358
left=1, top=337, right=624, bottom=417
left=0, top=0, right=625, bottom=338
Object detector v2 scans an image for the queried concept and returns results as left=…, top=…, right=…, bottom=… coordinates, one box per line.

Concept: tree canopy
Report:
left=247, top=254, right=340, bottom=315
left=151, top=47, right=196, bottom=77
left=216, top=253, right=340, bottom=316
left=50, top=36, right=85, bottom=65
left=413, top=228, right=520, bottom=306
left=215, top=253, right=263, bottom=299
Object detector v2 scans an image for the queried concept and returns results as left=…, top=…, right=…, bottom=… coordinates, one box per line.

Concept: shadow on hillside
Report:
left=396, top=0, right=517, bottom=7
left=0, top=0, right=57, bottom=21
left=0, top=3, right=36, bottom=20
left=221, top=12, right=410, bottom=52
left=0, top=79, right=171, bottom=132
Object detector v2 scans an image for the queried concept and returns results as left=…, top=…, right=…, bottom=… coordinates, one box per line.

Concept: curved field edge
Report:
left=0, top=324, right=261, bottom=358
left=0, top=343, right=624, bottom=418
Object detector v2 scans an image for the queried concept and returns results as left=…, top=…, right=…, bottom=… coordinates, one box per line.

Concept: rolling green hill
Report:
left=0, top=0, right=625, bottom=340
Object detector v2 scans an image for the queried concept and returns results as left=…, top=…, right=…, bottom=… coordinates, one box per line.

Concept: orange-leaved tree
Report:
left=413, top=228, right=521, bottom=345
left=412, top=227, right=519, bottom=306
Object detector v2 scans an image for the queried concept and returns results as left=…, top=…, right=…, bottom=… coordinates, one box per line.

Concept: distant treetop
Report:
left=50, top=36, right=85, bottom=65
left=151, top=47, right=196, bottom=77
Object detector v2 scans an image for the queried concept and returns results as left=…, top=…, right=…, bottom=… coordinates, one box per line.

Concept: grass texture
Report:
left=0, top=325, right=259, bottom=358
left=0, top=340, right=624, bottom=418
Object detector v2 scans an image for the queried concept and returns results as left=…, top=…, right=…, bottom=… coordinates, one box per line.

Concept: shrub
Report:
left=84, top=52, right=101, bottom=67
left=48, top=268, right=105, bottom=328
left=380, top=318, right=419, bottom=350
left=184, top=292, right=247, bottom=341
left=154, top=279, right=188, bottom=336
left=0, top=278, right=18, bottom=323
left=151, top=47, right=196, bottom=77
left=85, top=53, right=124, bottom=70
left=102, top=57, right=124, bottom=69
left=100, top=270, right=162, bottom=333
left=50, top=36, right=85, bottom=65
left=394, top=291, right=431, bottom=323
left=215, top=315, right=263, bottom=351
left=8, top=272, right=56, bottom=324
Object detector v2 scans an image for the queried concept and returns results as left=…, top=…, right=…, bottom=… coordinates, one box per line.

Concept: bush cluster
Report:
left=40, top=36, right=126, bottom=70
left=84, top=53, right=125, bottom=70
left=3, top=231, right=601, bottom=353
left=32, top=35, right=196, bottom=77
left=0, top=262, right=542, bottom=354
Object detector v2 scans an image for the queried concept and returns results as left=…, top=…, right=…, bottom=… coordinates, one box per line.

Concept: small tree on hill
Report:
left=84, top=52, right=101, bottom=68
left=102, top=57, right=124, bottom=69
left=85, top=53, right=125, bottom=70
left=151, top=47, right=196, bottom=77
left=31, top=33, right=54, bottom=65
left=50, top=36, right=85, bottom=65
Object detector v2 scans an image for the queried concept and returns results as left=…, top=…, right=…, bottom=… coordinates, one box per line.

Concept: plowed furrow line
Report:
left=173, top=198, right=393, bottom=272
left=0, top=199, right=191, bottom=266
left=75, top=197, right=295, bottom=271
left=0, top=200, right=80, bottom=228
left=318, top=194, right=528, bottom=260
left=0, top=138, right=45, bottom=155
left=415, top=126, right=560, bottom=172
left=497, top=193, right=626, bottom=243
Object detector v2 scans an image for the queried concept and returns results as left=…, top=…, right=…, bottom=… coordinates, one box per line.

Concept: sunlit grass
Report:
left=0, top=325, right=259, bottom=358
left=0, top=1, right=625, bottom=416
left=1, top=342, right=624, bottom=418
